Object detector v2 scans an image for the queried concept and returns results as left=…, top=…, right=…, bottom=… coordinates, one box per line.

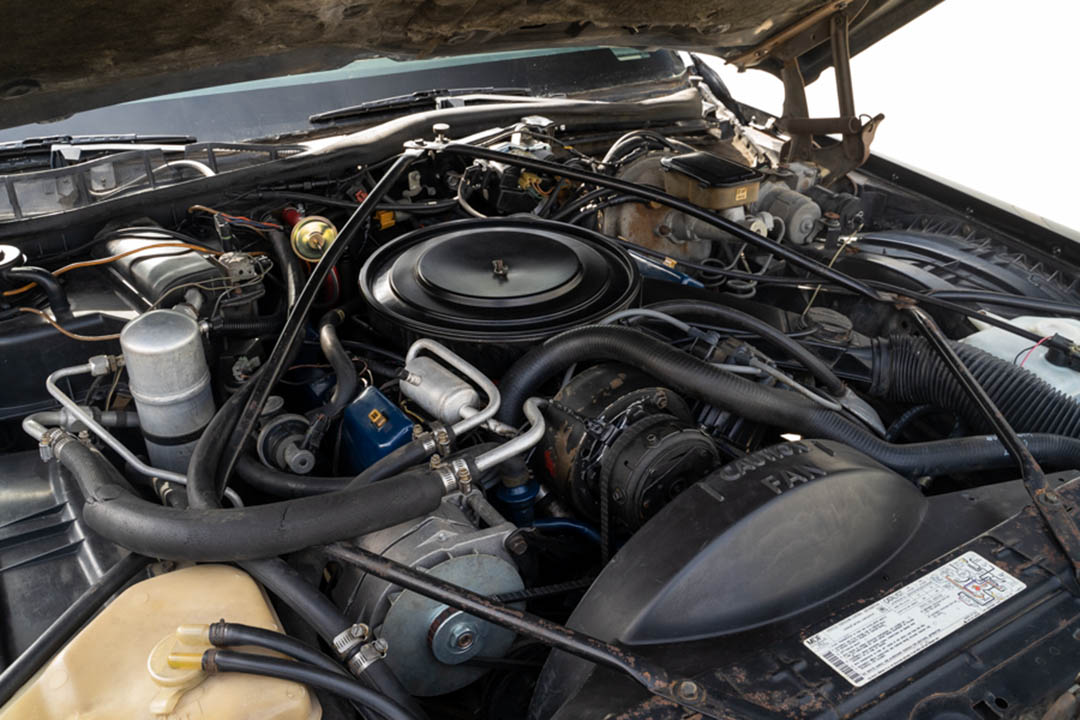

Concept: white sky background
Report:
left=700, top=0, right=1080, bottom=231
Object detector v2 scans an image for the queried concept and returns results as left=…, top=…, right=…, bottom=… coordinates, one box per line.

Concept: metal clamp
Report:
left=346, top=638, right=389, bottom=676
left=450, top=457, right=472, bottom=494
left=435, top=465, right=458, bottom=494
left=428, top=421, right=452, bottom=456
left=331, top=623, right=370, bottom=657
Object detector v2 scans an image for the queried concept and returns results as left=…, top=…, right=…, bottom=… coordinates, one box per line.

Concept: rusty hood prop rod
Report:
left=904, top=303, right=1080, bottom=581
left=323, top=543, right=779, bottom=720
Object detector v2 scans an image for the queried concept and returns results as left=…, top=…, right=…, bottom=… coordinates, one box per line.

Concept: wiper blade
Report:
left=0, top=133, right=197, bottom=155
left=309, top=87, right=532, bottom=125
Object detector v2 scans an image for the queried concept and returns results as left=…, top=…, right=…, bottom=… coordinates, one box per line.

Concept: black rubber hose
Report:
left=235, top=454, right=350, bottom=497
left=54, top=437, right=446, bottom=561
left=231, top=436, right=434, bottom=499
left=318, top=308, right=357, bottom=419
left=0, top=552, right=152, bottom=707
left=209, top=621, right=346, bottom=675
left=644, top=299, right=846, bottom=397
left=247, top=565, right=431, bottom=720
left=495, top=325, right=1080, bottom=478
left=187, top=376, right=257, bottom=508
left=238, top=559, right=353, bottom=648
left=265, top=229, right=304, bottom=309
left=873, top=336, right=1080, bottom=437
left=3, top=266, right=73, bottom=321
left=203, top=650, right=419, bottom=720
left=211, top=315, right=286, bottom=337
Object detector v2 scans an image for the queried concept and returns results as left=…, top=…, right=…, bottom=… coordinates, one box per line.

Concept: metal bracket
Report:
left=730, top=0, right=881, bottom=184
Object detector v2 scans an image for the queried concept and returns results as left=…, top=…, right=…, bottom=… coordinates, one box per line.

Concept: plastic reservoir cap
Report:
left=0, top=564, right=321, bottom=720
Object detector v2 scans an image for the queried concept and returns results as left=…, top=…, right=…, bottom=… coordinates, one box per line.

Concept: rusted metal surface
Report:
left=750, top=2, right=884, bottom=183
left=323, top=543, right=781, bottom=719
left=600, top=153, right=715, bottom=263
left=612, top=695, right=693, bottom=720
left=727, top=0, right=855, bottom=69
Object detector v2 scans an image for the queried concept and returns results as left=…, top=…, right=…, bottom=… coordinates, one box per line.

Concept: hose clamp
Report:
left=418, top=431, right=438, bottom=455
left=346, top=637, right=389, bottom=676
left=450, top=457, right=472, bottom=494
left=429, top=421, right=452, bottom=456
left=332, top=623, right=370, bottom=657
left=436, top=465, right=457, bottom=494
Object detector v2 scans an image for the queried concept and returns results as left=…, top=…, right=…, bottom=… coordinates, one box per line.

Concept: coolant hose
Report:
left=266, top=229, right=303, bottom=309
left=318, top=307, right=357, bottom=420
left=54, top=437, right=447, bottom=561
left=644, top=299, right=846, bottom=396
left=496, top=325, right=1080, bottom=478
left=208, top=622, right=345, bottom=674
left=202, top=651, right=419, bottom=720
left=872, top=336, right=1080, bottom=436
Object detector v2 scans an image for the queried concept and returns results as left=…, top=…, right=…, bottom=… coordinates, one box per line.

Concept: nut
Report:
left=87, top=354, right=114, bottom=377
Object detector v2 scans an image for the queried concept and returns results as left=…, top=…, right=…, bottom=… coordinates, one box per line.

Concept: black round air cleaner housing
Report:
left=359, top=218, right=640, bottom=347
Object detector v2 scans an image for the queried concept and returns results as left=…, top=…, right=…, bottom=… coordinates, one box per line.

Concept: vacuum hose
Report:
left=496, top=325, right=1080, bottom=478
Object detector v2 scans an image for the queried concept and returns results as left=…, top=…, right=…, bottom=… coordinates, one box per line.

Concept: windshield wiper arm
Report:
left=0, top=133, right=196, bottom=155
left=309, top=87, right=532, bottom=125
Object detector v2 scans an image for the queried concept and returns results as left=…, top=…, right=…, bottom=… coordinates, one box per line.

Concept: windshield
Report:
left=0, top=48, right=684, bottom=143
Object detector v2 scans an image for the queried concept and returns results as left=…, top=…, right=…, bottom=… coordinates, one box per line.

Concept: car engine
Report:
left=1, top=107, right=1079, bottom=720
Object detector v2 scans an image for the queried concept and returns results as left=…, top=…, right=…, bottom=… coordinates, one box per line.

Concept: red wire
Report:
left=1019, top=335, right=1054, bottom=367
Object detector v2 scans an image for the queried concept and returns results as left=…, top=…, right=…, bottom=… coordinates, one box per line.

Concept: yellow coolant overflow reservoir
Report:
left=0, top=564, right=321, bottom=720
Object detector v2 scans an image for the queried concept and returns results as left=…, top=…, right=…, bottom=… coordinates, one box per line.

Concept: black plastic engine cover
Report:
left=531, top=440, right=1060, bottom=720
left=572, top=440, right=926, bottom=646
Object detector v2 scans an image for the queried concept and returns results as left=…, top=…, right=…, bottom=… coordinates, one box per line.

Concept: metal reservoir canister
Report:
left=120, top=309, right=216, bottom=472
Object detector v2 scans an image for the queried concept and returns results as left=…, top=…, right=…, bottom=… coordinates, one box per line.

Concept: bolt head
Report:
left=505, top=532, right=528, bottom=556
left=676, top=679, right=700, bottom=701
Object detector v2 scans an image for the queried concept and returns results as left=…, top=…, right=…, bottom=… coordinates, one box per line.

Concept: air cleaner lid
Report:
left=359, top=218, right=639, bottom=343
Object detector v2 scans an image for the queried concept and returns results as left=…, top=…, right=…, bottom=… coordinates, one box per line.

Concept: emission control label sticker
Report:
left=803, top=551, right=1026, bottom=687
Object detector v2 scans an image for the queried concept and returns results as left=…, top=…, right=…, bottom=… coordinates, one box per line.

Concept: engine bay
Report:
left=1, top=99, right=1080, bottom=720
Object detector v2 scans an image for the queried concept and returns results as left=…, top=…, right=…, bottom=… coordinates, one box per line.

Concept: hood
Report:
left=0, top=0, right=942, bottom=128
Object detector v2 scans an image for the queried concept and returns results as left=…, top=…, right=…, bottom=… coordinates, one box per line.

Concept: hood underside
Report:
left=0, top=0, right=941, bottom=128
